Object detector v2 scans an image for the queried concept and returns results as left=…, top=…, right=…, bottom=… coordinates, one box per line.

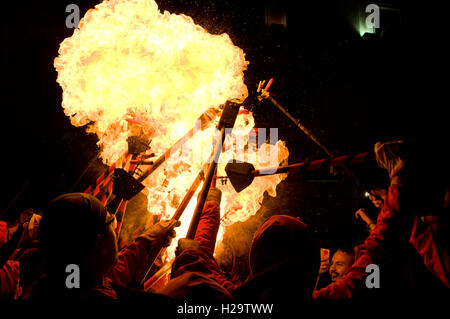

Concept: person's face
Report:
left=329, top=250, right=354, bottom=282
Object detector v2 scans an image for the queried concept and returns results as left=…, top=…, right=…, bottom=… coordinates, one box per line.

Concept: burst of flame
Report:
left=55, top=0, right=248, bottom=163
left=54, top=0, right=289, bottom=261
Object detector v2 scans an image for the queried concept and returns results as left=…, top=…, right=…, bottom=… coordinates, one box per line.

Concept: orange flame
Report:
left=54, top=0, right=289, bottom=261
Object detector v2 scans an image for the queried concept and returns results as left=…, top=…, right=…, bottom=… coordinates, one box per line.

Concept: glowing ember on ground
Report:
left=55, top=0, right=289, bottom=261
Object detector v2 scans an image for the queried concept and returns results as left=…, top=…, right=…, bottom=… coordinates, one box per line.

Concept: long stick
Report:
left=185, top=102, right=240, bottom=239
left=254, top=152, right=371, bottom=177
left=136, top=128, right=196, bottom=182
left=84, top=151, right=131, bottom=195
left=143, top=258, right=174, bottom=291
left=185, top=127, right=225, bottom=239
left=138, top=105, right=235, bottom=286
left=263, top=93, right=334, bottom=158
left=171, top=163, right=208, bottom=221
left=138, top=162, right=208, bottom=287
left=137, top=109, right=220, bottom=183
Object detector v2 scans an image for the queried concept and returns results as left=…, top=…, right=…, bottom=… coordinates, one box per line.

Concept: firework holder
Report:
left=112, top=168, right=145, bottom=200
left=136, top=101, right=240, bottom=287
left=185, top=101, right=240, bottom=239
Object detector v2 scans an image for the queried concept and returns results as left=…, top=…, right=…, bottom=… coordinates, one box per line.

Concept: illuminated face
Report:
left=329, top=250, right=354, bottom=282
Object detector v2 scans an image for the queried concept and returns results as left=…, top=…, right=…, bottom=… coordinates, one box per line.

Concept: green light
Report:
left=354, top=4, right=377, bottom=37
left=358, top=20, right=375, bottom=37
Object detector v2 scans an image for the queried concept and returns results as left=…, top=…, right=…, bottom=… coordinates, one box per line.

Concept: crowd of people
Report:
left=1, top=140, right=449, bottom=301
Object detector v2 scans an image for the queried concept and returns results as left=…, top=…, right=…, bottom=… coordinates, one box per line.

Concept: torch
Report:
left=225, top=151, right=372, bottom=192
left=137, top=102, right=240, bottom=287
left=257, top=78, right=334, bottom=159
left=185, top=101, right=240, bottom=239
left=117, top=107, right=221, bottom=236
left=137, top=160, right=209, bottom=286
left=135, top=107, right=220, bottom=183
left=83, top=107, right=221, bottom=234
left=84, top=107, right=219, bottom=198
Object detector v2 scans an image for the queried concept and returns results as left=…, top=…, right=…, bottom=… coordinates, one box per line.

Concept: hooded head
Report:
left=249, top=215, right=314, bottom=275
left=244, top=215, right=319, bottom=297
left=38, top=193, right=118, bottom=286
left=235, top=215, right=318, bottom=299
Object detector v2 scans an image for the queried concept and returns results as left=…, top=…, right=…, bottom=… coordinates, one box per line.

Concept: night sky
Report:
left=1, top=0, right=447, bottom=276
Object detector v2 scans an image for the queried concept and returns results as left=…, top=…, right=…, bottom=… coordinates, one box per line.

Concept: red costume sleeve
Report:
left=313, top=183, right=404, bottom=299
left=170, top=202, right=236, bottom=291
left=107, top=236, right=155, bottom=287
left=409, top=215, right=449, bottom=288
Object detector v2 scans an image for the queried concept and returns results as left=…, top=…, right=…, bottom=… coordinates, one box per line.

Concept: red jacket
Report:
left=157, top=202, right=235, bottom=298
left=107, top=238, right=157, bottom=288
left=313, top=182, right=449, bottom=299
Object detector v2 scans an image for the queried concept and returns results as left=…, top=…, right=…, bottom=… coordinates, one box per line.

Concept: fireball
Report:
left=54, top=0, right=289, bottom=262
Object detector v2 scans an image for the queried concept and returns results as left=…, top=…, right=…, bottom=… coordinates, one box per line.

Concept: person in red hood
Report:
left=158, top=187, right=235, bottom=300
left=313, top=140, right=450, bottom=299
left=19, top=193, right=179, bottom=300
left=232, top=214, right=318, bottom=300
